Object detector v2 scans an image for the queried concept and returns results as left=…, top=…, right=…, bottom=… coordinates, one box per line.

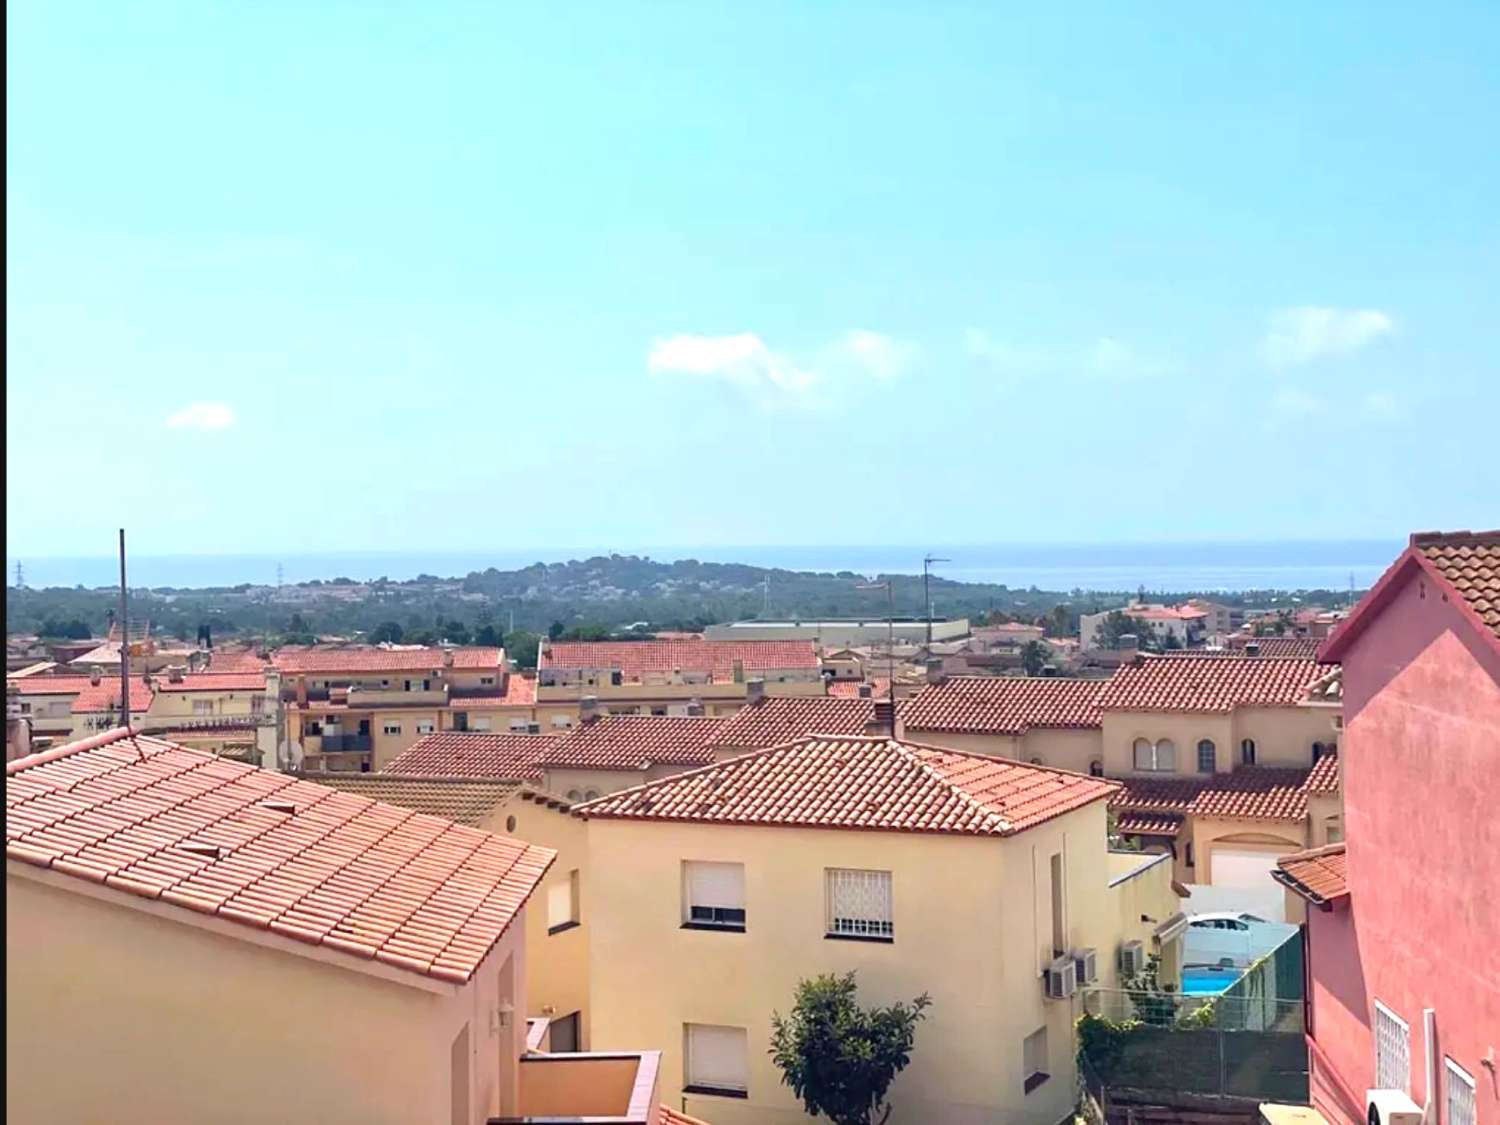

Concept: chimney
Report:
left=745, top=678, right=765, bottom=705
left=732, top=659, right=745, bottom=684
left=925, top=658, right=945, bottom=685
left=443, top=649, right=455, bottom=668
left=1244, top=642, right=1260, bottom=657
left=579, top=695, right=599, bottom=723
left=89, top=666, right=102, bottom=686
left=686, top=698, right=705, bottom=717
left=873, top=699, right=895, bottom=736
left=167, top=665, right=184, bottom=683
left=296, top=675, right=308, bottom=707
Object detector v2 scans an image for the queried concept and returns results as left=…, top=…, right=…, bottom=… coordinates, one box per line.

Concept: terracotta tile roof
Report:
left=1097, top=655, right=1324, bottom=712
left=578, top=735, right=1118, bottom=837
left=12, top=676, right=158, bottom=713
left=297, top=773, right=522, bottom=826
left=450, top=673, right=537, bottom=709
left=899, top=676, right=1106, bottom=734
left=539, top=715, right=723, bottom=771
left=6, top=730, right=553, bottom=983
left=1414, top=530, right=1500, bottom=639
left=1226, top=637, right=1325, bottom=659
left=540, top=640, right=819, bottom=681
left=383, top=732, right=553, bottom=781
left=204, top=651, right=272, bottom=672
left=827, top=678, right=890, bottom=699
left=1110, top=756, right=1339, bottom=822
left=272, top=646, right=502, bottom=674
left=708, top=696, right=877, bottom=750
left=1273, top=843, right=1348, bottom=905
left=1114, top=811, right=1184, bottom=836
left=152, top=672, right=269, bottom=693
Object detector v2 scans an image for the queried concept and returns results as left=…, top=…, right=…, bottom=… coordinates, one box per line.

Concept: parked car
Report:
left=1183, top=911, right=1296, bottom=969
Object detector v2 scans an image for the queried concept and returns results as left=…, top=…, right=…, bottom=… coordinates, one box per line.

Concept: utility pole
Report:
left=857, top=579, right=897, bottom=734
left=118, top=529, right=131, bottom=731
left=14, top=561, right=23, bottom=589
left=276, top=562, right=284, bottom=589
left=923, top=554, right=951, bottom=647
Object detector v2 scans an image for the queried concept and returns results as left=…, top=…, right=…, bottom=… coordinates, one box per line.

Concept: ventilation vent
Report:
left=259, top=799, right=296, bottom=814
left=180, top=842, right=226, bottom=860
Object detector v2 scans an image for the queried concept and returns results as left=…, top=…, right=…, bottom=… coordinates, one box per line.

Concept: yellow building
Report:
left=5, top=669, right=156, bottom=747
left=274, top=645, right=545, bottom=771
left=537, top=639, right=826, bottom=719
left=5, top=729, right=672, bottom=1124
left=302, top=771, right=593, bottom=1052
left=578, top=733, right=1177, bottom=1125
left=137, top=667, right=277, bottom=764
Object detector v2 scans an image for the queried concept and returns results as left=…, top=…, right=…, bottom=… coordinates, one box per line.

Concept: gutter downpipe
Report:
left=1422, top=1008, right=1437, bottom=1124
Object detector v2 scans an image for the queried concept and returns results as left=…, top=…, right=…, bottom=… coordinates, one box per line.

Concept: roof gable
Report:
left=383, top=731, right=553, bottom=781
left=708, top=696, right=877, bottom=749
left=899, top=676, right=1106, bottom=734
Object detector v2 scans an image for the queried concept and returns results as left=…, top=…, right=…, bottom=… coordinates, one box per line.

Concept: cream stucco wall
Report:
left=492, top=794, right=591, bottom=1048
left=1103, top=851, right=1183, bottom=989
left=899, top=727, right=1102, bottom=774
left=1102, top=706, right=1338, bottom=778
left=585, top=802, right=1122, bottom=1125
left=6, top=867, right=529, bottom=1124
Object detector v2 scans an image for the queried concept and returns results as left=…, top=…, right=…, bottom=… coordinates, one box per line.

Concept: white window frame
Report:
left=382, top=721, right=402, bottom=736
left=416, top=719, right=435, bottom=735
left=1373, top=1000, right=1410, bottom=1094
left=192, top=699, right=214, bottom=716
left=683, top=861, right=746, bottom=931
left=684, top=1023, right=748, bottom=1096
left=1133, top=738, right=1176, bottom=771
left=825, top=868, right=894, bottom=940
left=1445, top=1058, right=1475, bottom=1125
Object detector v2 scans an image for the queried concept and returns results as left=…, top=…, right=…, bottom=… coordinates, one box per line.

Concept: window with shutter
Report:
left=1023, top=1026, right=1049, bottom=1093
left=683, top=861, right=745, bottom=930
left=825, top=869, right=893, bottom=940
left=1374, top=1001, right=1410, bottom=1093
left=1446, top=1059, right=1475, bottom=1125
left=684, top=1023, right=748, bottom=1096
left=547, top=869, right=580, bottom=934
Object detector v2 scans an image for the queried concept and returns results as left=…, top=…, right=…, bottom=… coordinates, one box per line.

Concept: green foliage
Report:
left=370, top=621, right=404, bottom=644
left=1179, top=1000, right=1217, bottom=1028
left=288, top=612, right=309, bottom=634
left=505, top=630, right=541, bottom=669
left=1021, top=640, right=1048, bottom=676
left=1093, top=610, right=1151, bottom=650
left=1076, top=1013, right=1139, bottom=1074
left=1162, top=631, right=1182, bottom=650
left=769, top=972, right=931, bottom=1125
left=547, top=620, right=565, bottom=640
left=1120, top=953, right=1179, bottom=1026
left=473, top=623, right=500, bottom=646
left=443, top=620, right=471, bottom=645
left=38, top=617, right=92, bottom=639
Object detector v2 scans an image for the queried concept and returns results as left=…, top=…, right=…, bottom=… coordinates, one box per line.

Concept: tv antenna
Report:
left=14, top=561, right=23, bottom=589
left=923, top=554, right=951, bottom=647
left=276, top=562, right=284, bottom=589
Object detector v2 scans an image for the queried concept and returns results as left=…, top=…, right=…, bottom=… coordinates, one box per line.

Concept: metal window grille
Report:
left=1374, top=1002, right=1410, bottom=1093
left=826, top=869, right=893, bottom=938
left=1446, top=1059, right=1476, bottom=1125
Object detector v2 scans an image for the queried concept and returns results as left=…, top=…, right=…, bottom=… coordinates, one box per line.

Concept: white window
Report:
left=416, top=719, right=435, bottom=735
left=1023, top=1026, right=1049, bottom=1093
left=548, top=869, right=580, bottom=933
left=192, top=699, right=214, bottom=715
left=471, top=717, right=492, bottom=732
left=1133, top=738, right=1175, bottom=771
left=551, top=715, right=573, bottom=728
left=249, top=694, right=265, bottom=715
left=684, top=1023, right=748, bottom=1096
left=383, top=721, right=402, bottom=736
left=826, top=869, right=893, bottom=940
left=509, top=719, right=529, bottom=731
left=683, top=861, right=746, bottom=930
left=1446, top=1059, right=1475, bottom=1125
left=1374, top=1001, right=1410, bottom=1094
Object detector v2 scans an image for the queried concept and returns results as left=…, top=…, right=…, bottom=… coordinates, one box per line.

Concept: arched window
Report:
left=1133, top=738, right=1175, bottom=771
left=1240, top=738, right=1257, bottom=766
left=1132, top=738, right=1154, bottom=770
left=1154, top=738, right=1176, bottom=771
left=1197, top=739, right=1217, bottom=774
left=566, top=789, right=582, bottom=801
left=1089, top=760, right=1104, bottom=777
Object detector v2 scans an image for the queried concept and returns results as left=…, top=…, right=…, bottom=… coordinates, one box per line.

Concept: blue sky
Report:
left=7, top=1, right=1498, bottom=560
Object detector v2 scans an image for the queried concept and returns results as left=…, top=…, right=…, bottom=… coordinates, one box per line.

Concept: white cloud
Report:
left=648, top=330, right=911, bottom=407
left=966, top=329, right=1175, bottom=379
left=1360, top=390, right=1401, bottom=421
left=166, top=402, right=236, bottom=431
left=1265, top=307, right=1395, bottom=368
left=1270, top=388, right=1326, bottom=417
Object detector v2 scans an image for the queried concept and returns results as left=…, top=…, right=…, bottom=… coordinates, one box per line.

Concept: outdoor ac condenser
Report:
left=1367, top=1090, right=1423, bottom=1125
left=1118, top=939, right=1145, bottom=976
left=1045, top=956, right=1077, bottom=1000
left=1073, top=947, right=1099, bottom=985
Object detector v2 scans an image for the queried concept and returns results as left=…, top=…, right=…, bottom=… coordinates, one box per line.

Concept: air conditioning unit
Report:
left=1045, top=956, right=1077, bottom=1000
left=1073, top=947, right=1099, bottom=985
left=1118, top=939, right=1146, bottom=977
left=1367, top=1090, right=1422, bottom=1125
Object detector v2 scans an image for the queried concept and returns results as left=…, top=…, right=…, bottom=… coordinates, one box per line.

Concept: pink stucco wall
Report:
left=1310, top=565, right=1500, bottom=1125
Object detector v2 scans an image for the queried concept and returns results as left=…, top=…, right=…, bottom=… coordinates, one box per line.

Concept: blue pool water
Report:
left=1182, top=967, right=1240, bottom=996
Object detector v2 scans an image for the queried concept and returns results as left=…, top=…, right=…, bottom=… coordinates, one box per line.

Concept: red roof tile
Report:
left=1273, top=843, right=1348, bottom=904
left=152, top=672, right=269, bottom=693
left=9, top=675, right=157, bottom=713
left=1110, top=756, right=1339, bottom=822
left=204, top=651, right=272, bottom=673
left=578, top=735, right=1118, bottom=837
left=6, top=730, right=553, bottom=983
left=1414, top=530, right=1500, bottom=639
left=1113, top=811, right=1184, bottom=836
left=708, top=696, right=877, bottom=750
left=1097, top=655, right=1325, bottom=713
left=539, top=715, right=723, bottom=771
left=450, top=673, right=537, bottom=709
left=272, top=647, right=502, bottom=674
left=540, top=640, right=818, bottom=681
left=383, top=732, right=554, bottom=781
left=899, top=676, right=1106, bottom=734
left=827, top=678, right=890, bottom=699
left=1225, top=637, right=1325, bottom=659
left=9, top=675, right=100, bottom=696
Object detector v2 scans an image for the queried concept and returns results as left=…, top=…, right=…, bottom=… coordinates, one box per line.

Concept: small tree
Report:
left=1021, top=639, right=1048, bottom=676
left=769, top=972, right=931, bottom=1125
left=370, top=621, right=404, bottom=644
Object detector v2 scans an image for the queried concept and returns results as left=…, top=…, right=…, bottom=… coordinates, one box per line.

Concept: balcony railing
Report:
left=316, top=734, right=372, bottom=752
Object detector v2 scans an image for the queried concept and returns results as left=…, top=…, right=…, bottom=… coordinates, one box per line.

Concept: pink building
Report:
left=1275, top=531, right=1499, bottom=1125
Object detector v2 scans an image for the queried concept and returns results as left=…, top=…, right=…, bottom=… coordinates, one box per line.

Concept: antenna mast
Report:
left=14, top=561, right=23, bottom=589
left=118, top=529, right=131, bottom=731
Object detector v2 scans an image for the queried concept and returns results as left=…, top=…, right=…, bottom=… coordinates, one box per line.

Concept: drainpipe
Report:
left=1421, top=1008, right=1436, bottom=1124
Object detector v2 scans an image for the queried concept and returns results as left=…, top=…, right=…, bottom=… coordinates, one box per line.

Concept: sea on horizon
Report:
left=6, top=540, right=1402, bottom=595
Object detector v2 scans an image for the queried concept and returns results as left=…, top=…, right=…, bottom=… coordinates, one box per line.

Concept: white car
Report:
left=1183, top=911, right=1297, bottom=970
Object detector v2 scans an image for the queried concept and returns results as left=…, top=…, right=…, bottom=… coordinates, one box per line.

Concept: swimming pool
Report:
left=1182, top=966, right=1241, bottom=996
